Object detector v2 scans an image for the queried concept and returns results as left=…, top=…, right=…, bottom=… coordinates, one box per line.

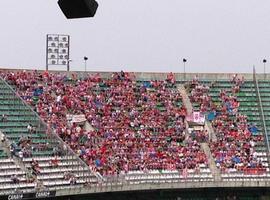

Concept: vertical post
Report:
left=67, top=35, right=70, bottom=72
left=183, top=58, right=187, bottom=80
left=263, top=59, right=267, bottom=80
left=67, top=60, right=70, bottom=72
left=84, top=57, right=88, bottom=72
left=46, top=35, right=48, bottom=71
left=264, top=63, right=265, bottom=78
left=184, top=62, right=186, bottom=80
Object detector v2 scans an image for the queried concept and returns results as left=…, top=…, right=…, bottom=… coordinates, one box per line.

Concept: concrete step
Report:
left=201, top=143, right=221, bottom=181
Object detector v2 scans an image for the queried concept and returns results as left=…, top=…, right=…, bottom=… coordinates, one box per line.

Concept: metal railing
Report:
left=253, top=67, right=270, bottom=157
left=54, top=170, right=270, bottom=197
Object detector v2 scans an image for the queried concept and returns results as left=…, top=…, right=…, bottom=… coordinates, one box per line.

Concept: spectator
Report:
left=0, top=134, right=5, bottom=143
left=31, top=159, right=41, bottom=175
left=27, top=124, right=33, bottom=133
left=50, top=156, right=59, bottom=167
left=26, top=169, right=35, bottom=183
left=0, top=114, right=7, bottom=122
left=11, top=175, right=20, bottom=184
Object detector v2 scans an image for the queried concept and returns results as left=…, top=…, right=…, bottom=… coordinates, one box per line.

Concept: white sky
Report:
left=0, top=0, right=269, bottom=73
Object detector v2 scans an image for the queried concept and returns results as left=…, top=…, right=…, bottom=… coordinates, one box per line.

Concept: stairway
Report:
left=201, top=143, right=221, bottom=181
left=177, top=83, right=221, bottom=180
left=204, top=120, right=217, bottom=142
left=176, top=84, right=192, bottom=139
left=177, top=84, right=193, bottom=115
left=84, top=121, right=95, bottom=132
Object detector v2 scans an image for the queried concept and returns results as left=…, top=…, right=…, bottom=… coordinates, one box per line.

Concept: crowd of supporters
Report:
left=189, top=82, right=211, bottom=113
left=188, top=74, right=265, bottom=172
left=1, top=70, right=208, bottom=175
left=1, top=70, right=265, bottom=175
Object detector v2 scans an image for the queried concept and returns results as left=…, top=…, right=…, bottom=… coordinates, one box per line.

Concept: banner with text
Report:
left=187, top=112, right=205, bottom=125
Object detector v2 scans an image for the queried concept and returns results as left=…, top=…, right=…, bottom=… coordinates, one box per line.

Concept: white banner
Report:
left=67, top=114, right=86, bottom=123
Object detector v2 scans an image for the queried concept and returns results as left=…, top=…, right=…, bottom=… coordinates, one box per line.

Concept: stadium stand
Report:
left=0, top=69, right=269, bottom=199
left=0, top=71, right=213, bottom=182
left=0, top=75, right=99, bottom=193
left=185, top=75, right=269, bottom=180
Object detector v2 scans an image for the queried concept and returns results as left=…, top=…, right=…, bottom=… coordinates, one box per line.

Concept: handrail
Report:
left=0, top=76, right=103, bottom=182
left=253, top=67, right=270, bottom=157
left=56, top=169, right=270, bottom=198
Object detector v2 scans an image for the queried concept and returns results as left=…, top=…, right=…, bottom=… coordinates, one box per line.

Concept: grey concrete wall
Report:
left=0, top=68, right=263, bottom=80
left=56, top=180, right=270, bottom=197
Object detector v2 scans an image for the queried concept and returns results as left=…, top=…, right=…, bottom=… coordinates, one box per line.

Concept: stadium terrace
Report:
left=0, top=69, right=270, bottom=200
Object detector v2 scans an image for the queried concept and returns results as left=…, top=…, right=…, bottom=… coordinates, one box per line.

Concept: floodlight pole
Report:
left=264, top=63, right=266, bottom=80
left=67, top=35, right=70, bottom=72
left=184, top=62, right=186, bottom=79
left=263, top=59, right=267, bottom=80
left=84, top=57, right=88, bottom=72
left=46, top=34, right=49, bottom=71
left=183, top=58, right=187, bottom=80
